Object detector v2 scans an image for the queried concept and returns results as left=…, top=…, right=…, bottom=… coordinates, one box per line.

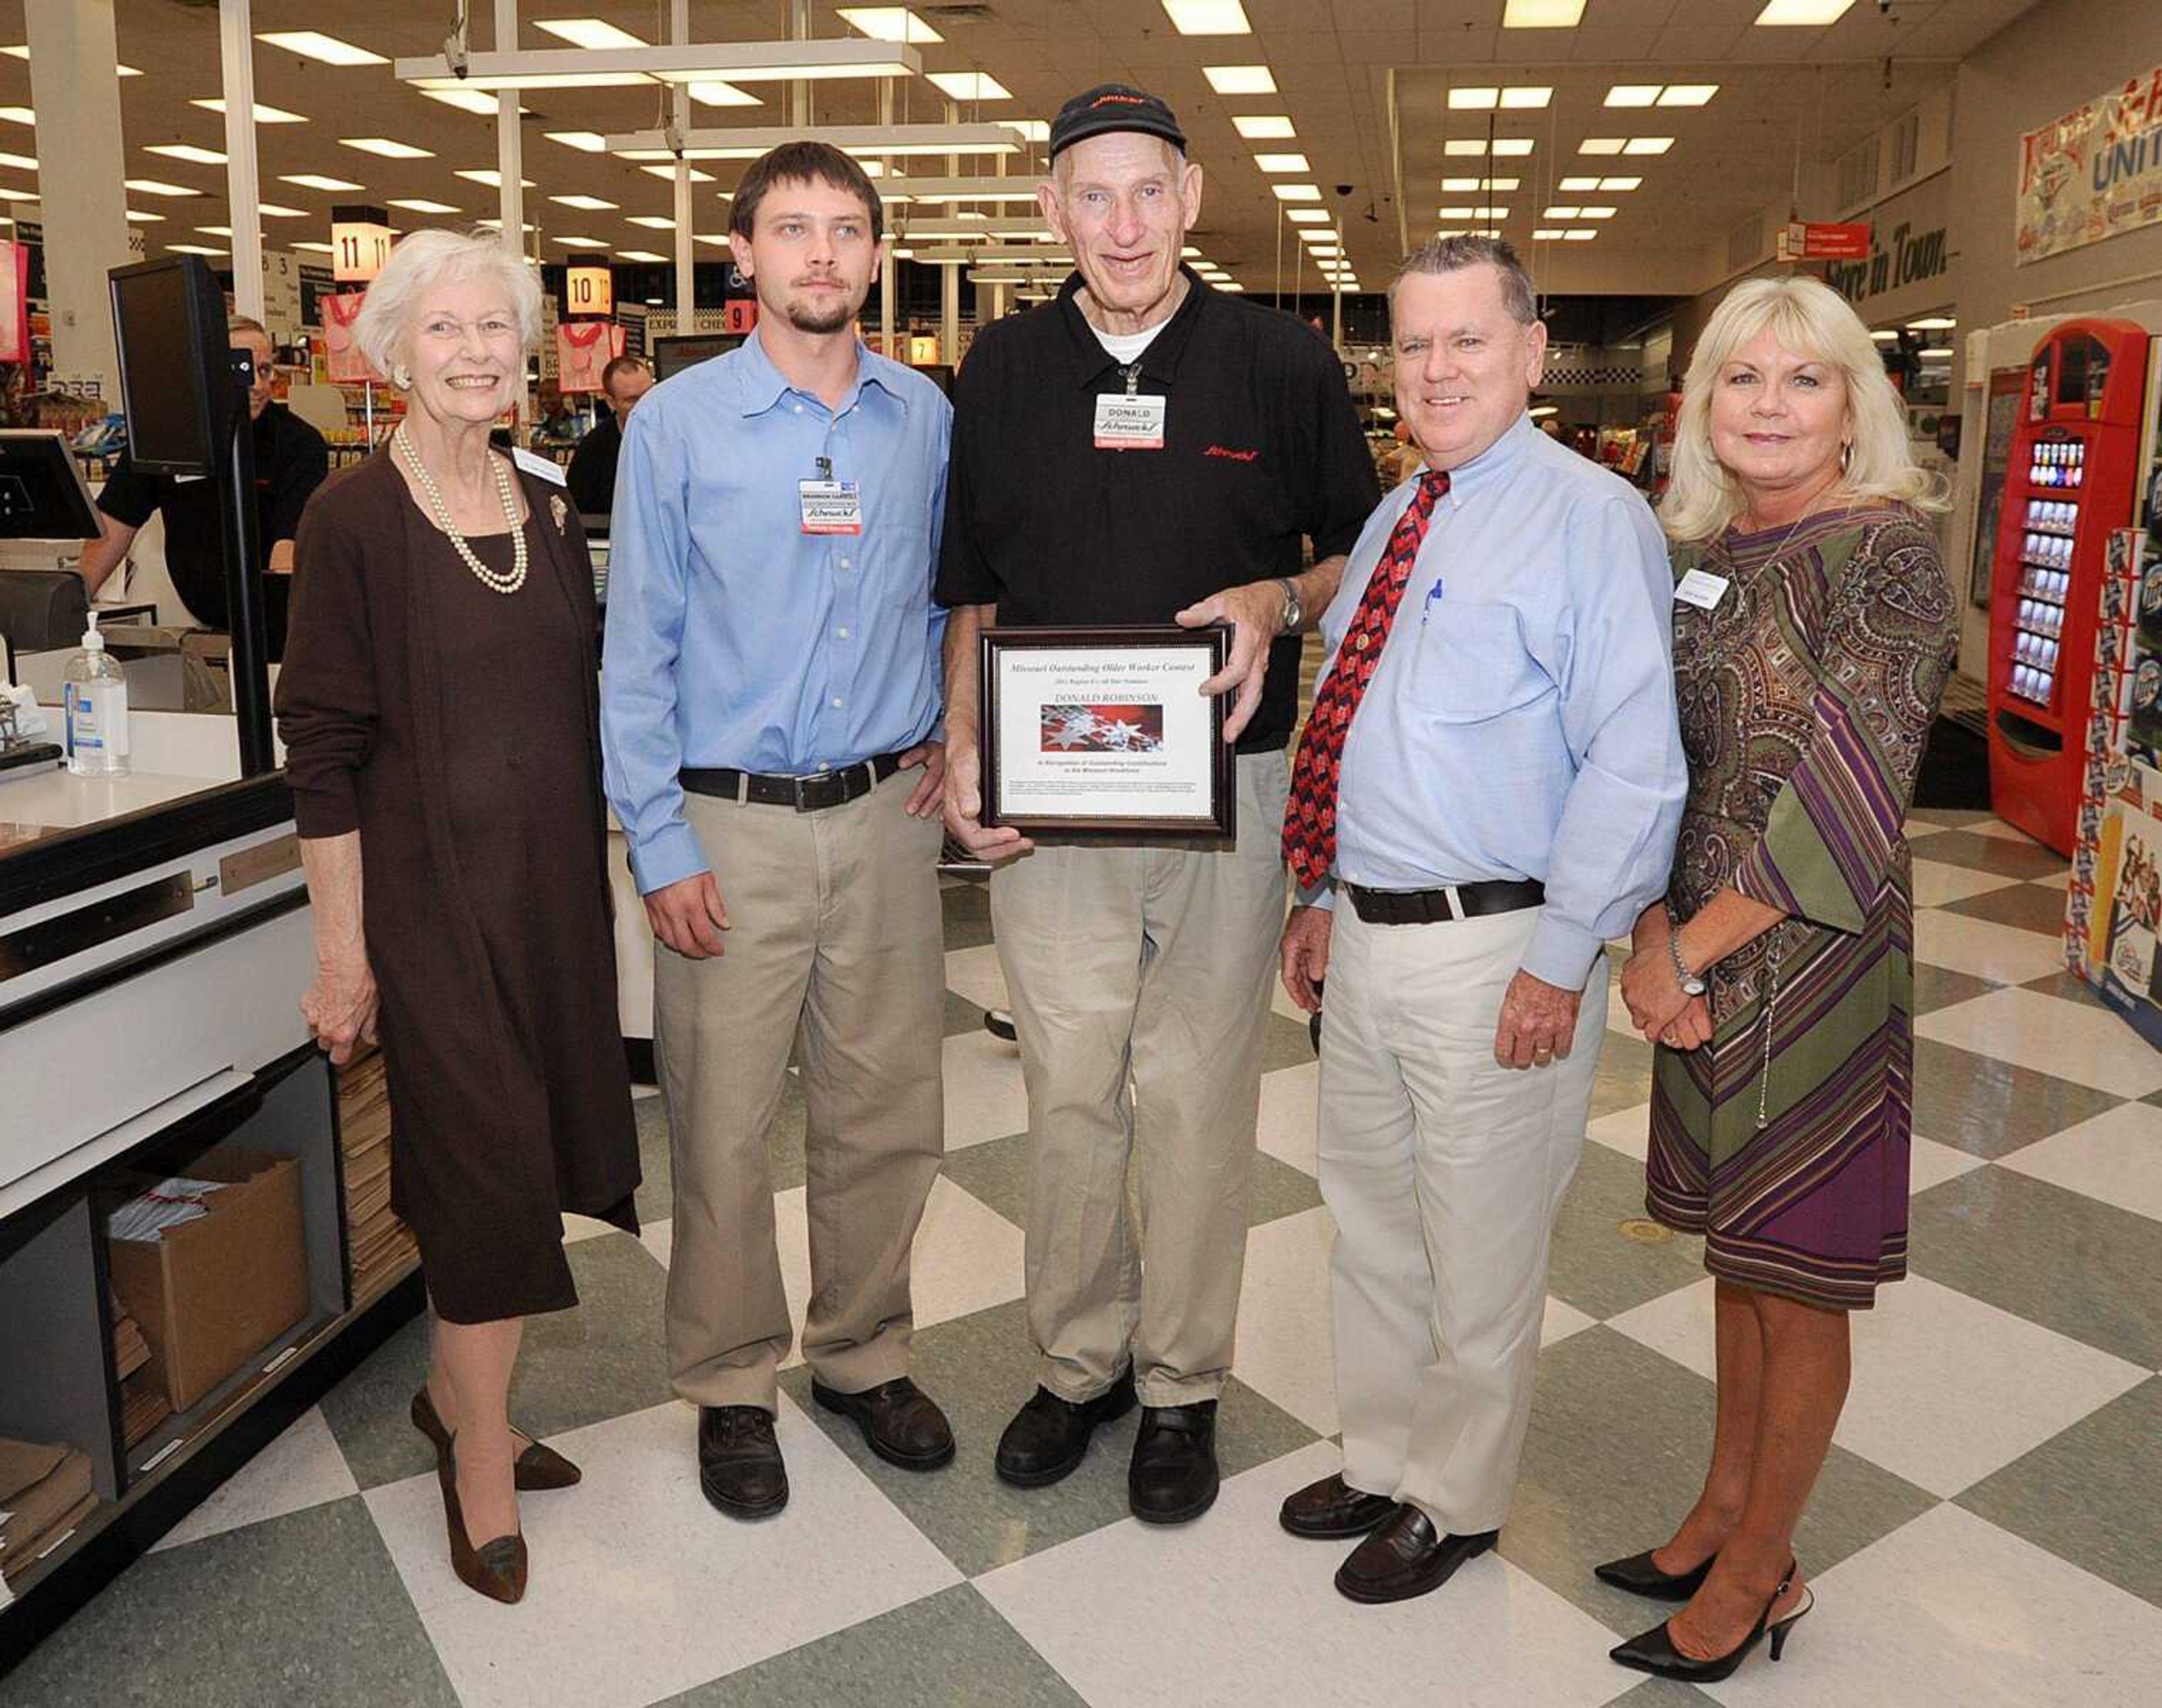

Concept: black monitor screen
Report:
left=109, top=257, right=227, bottom=475
left=914, top=363, right=954, bottom=398
left=653, top=333, right=743, bottom=381
left=0, top=430, right=101, bottom=539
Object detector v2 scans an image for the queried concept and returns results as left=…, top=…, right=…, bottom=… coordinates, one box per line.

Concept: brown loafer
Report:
left=1335, top=1506, right=1498, bottom=1604
left=811, top=1376, right=957, bottom=1471
left=438, top=1434, right=527, bottom=1605
left=412, top=1388, right=581, bottom=1492
left=1280, top=1472, right=1397, bottom=1539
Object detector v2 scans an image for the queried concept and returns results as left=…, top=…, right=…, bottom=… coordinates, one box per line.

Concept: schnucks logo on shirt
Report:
left=1204, top=445, right=1259, bottom=462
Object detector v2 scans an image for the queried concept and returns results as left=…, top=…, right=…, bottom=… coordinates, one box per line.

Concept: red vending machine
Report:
left=1987, top=318, right=2162, bottom=855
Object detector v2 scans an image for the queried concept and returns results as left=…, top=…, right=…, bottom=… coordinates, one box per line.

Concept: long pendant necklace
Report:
left=394, top=421, right=528, bottom=595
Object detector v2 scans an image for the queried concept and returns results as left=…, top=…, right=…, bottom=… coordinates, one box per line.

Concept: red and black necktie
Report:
left=1282, top=468, right=1450, bottom=889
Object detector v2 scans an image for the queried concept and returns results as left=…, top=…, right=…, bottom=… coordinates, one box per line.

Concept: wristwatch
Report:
left=1668, top=929, right=1707, bottom=998
left=1275, top=576, right=1304, bottom=634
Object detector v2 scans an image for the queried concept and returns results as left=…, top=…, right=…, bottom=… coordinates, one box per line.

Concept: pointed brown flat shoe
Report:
left=413, top=1387, right=581, bottom=1491
left=439, top=1434, right=528, bottom=1606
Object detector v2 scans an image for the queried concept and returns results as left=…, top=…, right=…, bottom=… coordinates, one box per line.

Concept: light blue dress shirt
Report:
left=1308, top=412, right=1686, bottom=991
left=601, top=328, right=951, bottom=895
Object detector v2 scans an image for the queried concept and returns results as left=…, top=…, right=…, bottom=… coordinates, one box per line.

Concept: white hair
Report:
left=1661, top=274, right=1946, bottom=543
left=351, top=228, right=544, bottom=382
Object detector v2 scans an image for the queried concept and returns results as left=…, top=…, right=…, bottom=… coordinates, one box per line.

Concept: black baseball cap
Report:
left=1049, top=83, right=1187, bottom=160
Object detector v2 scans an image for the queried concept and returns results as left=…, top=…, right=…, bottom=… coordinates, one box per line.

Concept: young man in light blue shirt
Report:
left=601, top=142, right=956, bottom=1522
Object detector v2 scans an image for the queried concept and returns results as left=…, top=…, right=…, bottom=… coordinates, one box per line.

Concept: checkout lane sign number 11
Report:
left=331, top=216, right=393, bottom=284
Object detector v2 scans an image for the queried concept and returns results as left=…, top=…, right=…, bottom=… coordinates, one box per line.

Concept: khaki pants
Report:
left=989, top=750, right=1289, bottom=1407
left=654, top=768, right=945, bottom=1412
left=1319, top=901, right=1606, bottom=1533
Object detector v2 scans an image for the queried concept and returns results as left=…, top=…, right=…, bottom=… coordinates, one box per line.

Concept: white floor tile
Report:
left=151, top=1406, right=359, bottom=1553
left=1701, top=1504, right=2162, bottom=1708
left=1968, top=818, right=2057, bottom=847
left=1996, top=1102, right=2162, bottom=1223
left=363, top=1397, right=962, bottom=1708
left=1901, top=818, right=1950, bottom=840
left=1541, top=1295, right=1599, bottom=1348
left=1912, top=910, right=2079, bottom=988
left=1609, top=1276, right=2147, bottom=1498
left=1907, top=1134, right=1988, bottom=1195
left=942, top=942, right=1008, bottom=1016
left=1585, top=1102, right=1651, bottom=1162
left=638, top=1217, right=673, bottom=1270
left=942, top=1026, right=1031, bottom=1151
left=561, top=1213, right=620, bottom=1245
left=979, top=1441, right=1627, bottom=1708
left=1233, top=1208, right=1338, bottom=1436
left=1256, top=1062, right=1319, bottom=1177
left=1910, top=859, right=2022, bottom=909
left=2035, top=868, right=2071, bottom=891
left=1271, top=978, right=1308, bottom=1025
left=1916, top=986, right=2162, bottom=1099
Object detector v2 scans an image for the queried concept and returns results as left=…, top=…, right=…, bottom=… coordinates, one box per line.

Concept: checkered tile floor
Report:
left=14, top=810, right=2161, bottom=1707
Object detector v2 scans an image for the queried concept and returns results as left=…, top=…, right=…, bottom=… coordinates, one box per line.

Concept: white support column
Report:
left=494, top=0, right=530, bottom=426
left=672, top=0, right=694, bottom=326
left=940, top=101, right=959, bottom=362
left=218, top=0, right=265, bottom=321
left=25, top=0, right=130, bottom=397
left=878, top=79, right=895, bottom=354
left=787, top=0, right=812, bottom=129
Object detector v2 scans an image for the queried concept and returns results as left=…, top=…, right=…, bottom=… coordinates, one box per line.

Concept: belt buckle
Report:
left=793, top=771, right=836, bottom=812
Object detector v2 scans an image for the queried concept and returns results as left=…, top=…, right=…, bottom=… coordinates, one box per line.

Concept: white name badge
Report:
left=799, top=479, right=864, bottom=535
left=1674, top=568, right=1731, bottom=610
left=511, top=446, right=568, bottom=487
left=1093, top=392, right=1167, bottom=450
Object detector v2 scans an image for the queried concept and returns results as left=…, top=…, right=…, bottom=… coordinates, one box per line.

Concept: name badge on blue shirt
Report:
left=799, top=479, right=863, bottom=535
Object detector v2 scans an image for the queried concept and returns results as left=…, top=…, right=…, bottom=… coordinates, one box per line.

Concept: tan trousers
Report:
left=654, top=768, right=945, bottom=1412
left=989, top=750, right=1289, bottom=1407
left=1319, top=901, right=1606, bottom=1533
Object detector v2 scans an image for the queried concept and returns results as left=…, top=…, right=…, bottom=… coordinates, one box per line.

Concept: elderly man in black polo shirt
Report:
left=937, top=83, right=1378, bottom=1524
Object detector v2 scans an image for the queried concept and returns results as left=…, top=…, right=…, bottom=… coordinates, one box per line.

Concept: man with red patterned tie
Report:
left=1275, top=236, right=1686, bottom=1605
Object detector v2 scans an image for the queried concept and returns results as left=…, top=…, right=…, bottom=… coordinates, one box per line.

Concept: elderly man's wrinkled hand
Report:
left=1493, top=968, right=1582, bottom=1070
left=1176, top=579, right=1283, bottom=744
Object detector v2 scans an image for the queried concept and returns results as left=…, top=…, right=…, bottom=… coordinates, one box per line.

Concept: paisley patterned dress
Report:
left=1645, top=506, right=1957, bottom=1311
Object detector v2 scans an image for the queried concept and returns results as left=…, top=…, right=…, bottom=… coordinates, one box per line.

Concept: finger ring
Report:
left=1663, top=1030, right=1679, bottom=1044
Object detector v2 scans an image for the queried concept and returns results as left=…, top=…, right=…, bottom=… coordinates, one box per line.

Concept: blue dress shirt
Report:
left=601, top=328, right=951, bottom=895
left=1309, top=413, right=1686, bottom=991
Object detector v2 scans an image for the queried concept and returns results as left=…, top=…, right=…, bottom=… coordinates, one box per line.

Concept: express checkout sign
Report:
left=2017, top=64, right=2162, bottom=266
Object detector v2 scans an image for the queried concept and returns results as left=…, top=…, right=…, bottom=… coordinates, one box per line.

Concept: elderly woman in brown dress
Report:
left=1599, top=275, right=1956, bottom=1683
left=276, top=230, right=639, bottom=1606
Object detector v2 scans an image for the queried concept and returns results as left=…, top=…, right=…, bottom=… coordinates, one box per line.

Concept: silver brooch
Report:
left=550, top=493, right=569, bottom=534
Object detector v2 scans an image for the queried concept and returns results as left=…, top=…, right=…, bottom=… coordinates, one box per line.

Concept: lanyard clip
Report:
left=1122, top=363, right=1141, bottom=398
left=815, top=455, right=833, bottom=480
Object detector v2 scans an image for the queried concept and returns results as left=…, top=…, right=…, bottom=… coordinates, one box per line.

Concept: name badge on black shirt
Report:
left=1093, top=392, right=1167, bottom=450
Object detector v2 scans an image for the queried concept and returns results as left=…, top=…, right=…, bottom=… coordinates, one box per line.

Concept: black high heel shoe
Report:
left=1593, top=1546, right=1717, bottom=1602
left=1609, top=1561, right=1811, bottom=1683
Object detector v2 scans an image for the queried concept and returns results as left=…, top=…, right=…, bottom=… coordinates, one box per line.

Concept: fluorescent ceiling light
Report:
left=1543, top=205, right=1582, bottom=219
left=1297, top=227, right=1338, bottom=242
left=1533, top=229, right=1568, bottom=240
left=1659, top=84, right=1718, bottom=106
left=0, top=151, right=30, bottom=172
left=1450, top=88, right=1500, bottom=110
left=550, top=235, right=611, bottom=249
left=1600, top=176, right=1642, bottom=190
left=126, top=211, right=164, bottom=223
left=124, top=178, right=203, bottom=198
left=0, top=109, right=32, bottom=127
left=1502, top=87, right=1552, bottom=109
left=686, top=82, right=762, bottom=106
left=1445, top=138, right=1535, bottom=157
left=342, top=137, right=433, bottom=159
left=256, top=32, right=387, bottom=66
left=474, top=219, right=539, bottom=232
left=551, top=193, right=620, bottom=211
left=280, top=172, right=366, bottom=191
left=1564, top=229, right=1596, bottom=240
left=1919, top=346, right=1954, bottom=358
left=0, top=186, right=37, bottom=203
left=3, top=45, right=138, bottom=74
left=1503, top=0, right=1587, bottom=22
left=1493, top=139, right=1534, bottom=157
left=641, top=163, right=716, bottom=182
left=1870, top=329, right=1900, bottom=342
left=929, top=71, right=1011, bottom=101
left=627, top=215, right=676, bottom=229
left=1441, top=177, right=1520, bottom=192
left=195, top=226, right=234, bottom=236
left=192, top=99, right=308, bottom=124
left=288, top=240, right=332, bottom=254
left=1605, top=86, right=1660, bottom=108
left=1907, top=316, right=1957, bottom=330
left=1181, top=246, right=1203, bottom=257
left=546, top=131, right=608, bottom=153
left=1234, top=116, right=1296, bottom=139
left=1307, top=247, right=1341, bottom=257
left=1558, top=176, right=1600, bottom=191
left=1579, top=137, right=1625, bottom=155
left=146, top=144, right=227, bottom=166
left=1286, top=208, right=1330, bottom=223
left=1272, top=184, right=1323, bottom=201
left=421, top=88, right=526, bottom=116
left=457, top=169, right=537, bottom=188
left=260, top=204, right=311, bottom=218
left=1623, top=136, right=1674, bottom=154
left=694, top=234, right=732, bottom=248
left=1162, top=1, right=1253, bottom=34
left=618, top=250, right=670, bottom=262
left=1579, top=205, right=1616, bottom=218
left=1254, top=153, right=1310, bottom=173
left=1753, top=0, right=1856, bottom=23
left=1203, top=65, right=1275, bottom=95
left=169, top=244, right=228, bottom=256
left=1439, top=205, right=1509, bottom=220
left=388, top=198, right=461, bottom=214
left=533, top=19, right=649, bottom=50
left=837, top=8, right=944, bottom=43
left=1220, top=282, right=1245, bottom=291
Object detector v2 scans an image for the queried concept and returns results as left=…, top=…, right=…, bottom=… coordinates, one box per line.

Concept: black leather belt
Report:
left=1344, top=878, right=1545, bottom=925
left=681, top=750, right=905, bottom=812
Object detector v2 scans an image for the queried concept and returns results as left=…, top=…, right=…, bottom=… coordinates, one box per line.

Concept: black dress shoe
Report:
left=1128, top=1400, right=1220, bottom=1524
left=1594, top=1546, right=1717, bottom=1602
left=994, top=1369, right=1137, bottom=1488
left=1334, top=1506, right=1498, bottom=1604
left=811, top=1376, right=956, bottom=1471
left=698, top=1405, right=788, bottom=1519
left=1610, top=1563, right=1811, bottom=1683
left=1280, top=1472, right=1396, bottom=1539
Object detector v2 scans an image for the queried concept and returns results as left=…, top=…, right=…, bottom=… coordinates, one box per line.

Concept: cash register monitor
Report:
left=108, top=255, right=233, bottom=476
left=0, top=430, right=101, bottom=540
left=653, top=333, right=743, bottom=381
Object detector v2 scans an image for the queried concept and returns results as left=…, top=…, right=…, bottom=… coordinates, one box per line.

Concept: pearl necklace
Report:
left=394, top=422, right=528, bottom=595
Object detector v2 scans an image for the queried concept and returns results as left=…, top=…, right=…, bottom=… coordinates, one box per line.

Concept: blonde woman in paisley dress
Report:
left=1598, top=275, right=1956, bottom=1685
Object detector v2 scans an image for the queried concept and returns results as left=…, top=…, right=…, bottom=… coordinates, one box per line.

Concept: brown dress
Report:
left=276, top=451, right=639, bottom=1323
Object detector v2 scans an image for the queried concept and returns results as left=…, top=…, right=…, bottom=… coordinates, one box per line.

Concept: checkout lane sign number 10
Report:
left=331, top=219, right=392, bottom=284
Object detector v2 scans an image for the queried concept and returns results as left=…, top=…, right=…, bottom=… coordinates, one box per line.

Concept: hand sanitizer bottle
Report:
left=62, top=612, right=130, bottom=777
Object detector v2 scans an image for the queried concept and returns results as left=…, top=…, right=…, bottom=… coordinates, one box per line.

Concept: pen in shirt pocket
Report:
left=1421, top=580, right=1445, bottom=625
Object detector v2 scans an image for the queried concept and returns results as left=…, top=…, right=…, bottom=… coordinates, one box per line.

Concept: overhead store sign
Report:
left=330, top=204, right=393, bottom=283
left=566, top=263, right=613, bottom=318
left=1777, top=221, right=1871, bottom=261
left=2017, top=65, right=2162, bottom=266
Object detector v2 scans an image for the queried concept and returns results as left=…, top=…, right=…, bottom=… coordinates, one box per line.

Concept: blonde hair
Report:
left=1660, top=274, right=1945, bottom=543
left=351, top=228, right=544, bottom=383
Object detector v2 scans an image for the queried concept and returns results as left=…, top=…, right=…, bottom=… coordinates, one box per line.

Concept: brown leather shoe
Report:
left=811, top=1377, right=957, bottom=1471
left=1334, top=1506, right=1498, bottom=1604
left=1280, top=1472, right=1397, bottom=1539
left=412, top=1387, right=581, bottom=1491
left=699, top=1405, right=789, bottom=1518
left=437, top=1436, right=527, bottom=1605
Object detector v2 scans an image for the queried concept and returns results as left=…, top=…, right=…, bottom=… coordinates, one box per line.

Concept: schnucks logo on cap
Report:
left=1092, top=92, right=1147, bottom=109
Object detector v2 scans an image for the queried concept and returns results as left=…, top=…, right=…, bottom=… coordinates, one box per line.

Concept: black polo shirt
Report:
left=935, top=267, right=1378, bottom=753
left=565, top=410, right=623, bottom=522
left=95, top=400, right=329, bottom=661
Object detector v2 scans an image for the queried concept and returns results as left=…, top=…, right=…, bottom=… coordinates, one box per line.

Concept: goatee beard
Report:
left=785, top=297, right=855, bottom=335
